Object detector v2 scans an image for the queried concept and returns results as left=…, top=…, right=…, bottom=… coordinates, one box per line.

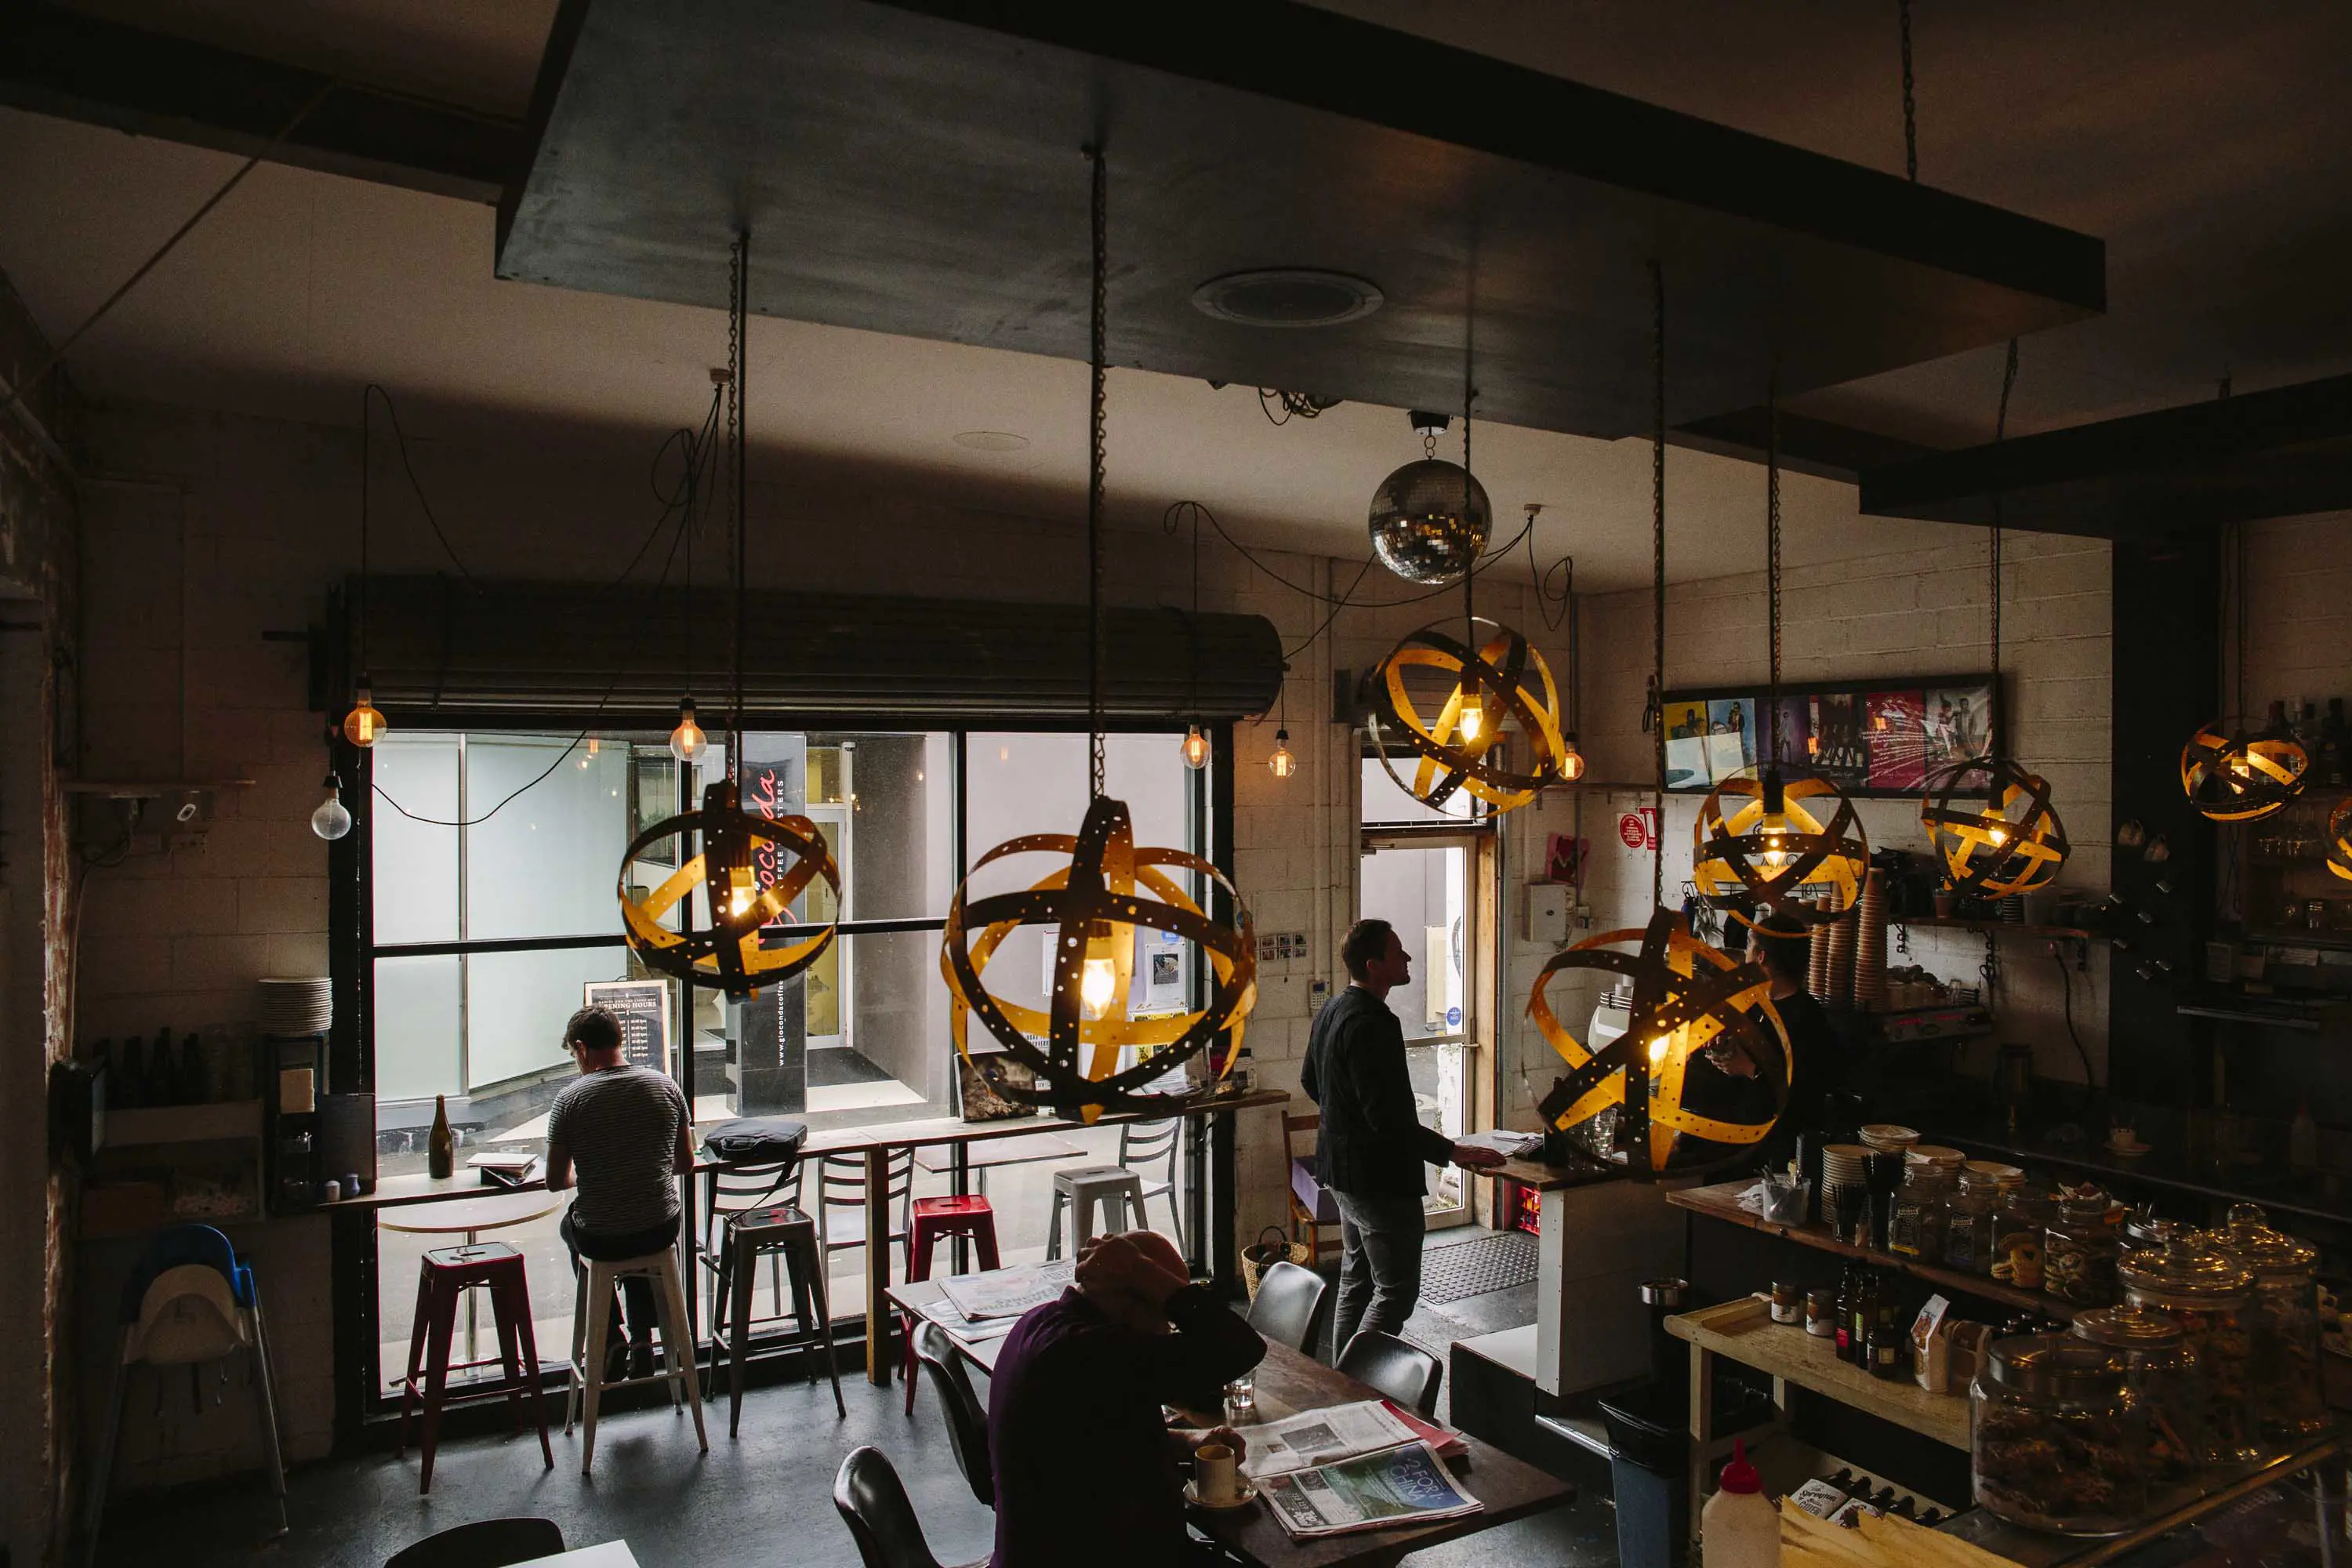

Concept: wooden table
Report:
left=1174, top=1341, right=1574, bottom=1568
left=344, top=1087, right=1290, bottom=1385
left=510, top=1543, right=638, bottom=1568
left=913, top=1131, right=1083, bottom=1192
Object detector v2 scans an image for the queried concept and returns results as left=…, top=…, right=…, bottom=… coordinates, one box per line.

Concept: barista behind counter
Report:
left=1677, top=910, right=1847, bottom=1171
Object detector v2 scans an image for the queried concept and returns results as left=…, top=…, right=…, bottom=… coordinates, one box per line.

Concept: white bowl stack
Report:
left=257, top=977, right=332, bottom=1038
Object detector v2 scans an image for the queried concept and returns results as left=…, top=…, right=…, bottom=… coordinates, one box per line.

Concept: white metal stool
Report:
left=1045, top=1165, right=1150, bottom=1259
left=564, top=1247, right=707, bottom=1472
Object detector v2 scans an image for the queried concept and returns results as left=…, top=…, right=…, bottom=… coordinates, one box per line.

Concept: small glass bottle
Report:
left=1943, top=1169, right=2000, bottom=1276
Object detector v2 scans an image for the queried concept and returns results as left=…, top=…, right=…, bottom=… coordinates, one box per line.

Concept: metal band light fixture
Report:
left=618, top=232, right=841, bottom=996
left=1693, top=390, right=1867, bottom=927
left=942, top=145, right=1256, bottom=1120
left=1920, top=342, right=2071, bottom=895
left=2181, top=514, right=2307, bottom=822
left=2328, top=798, right=2352, bottom=884
left=1530, top=263, right=1785, bottom=1178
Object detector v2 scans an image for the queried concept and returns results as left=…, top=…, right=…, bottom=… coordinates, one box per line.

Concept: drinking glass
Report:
left=1223, top=1375, right=1256, bottom=1425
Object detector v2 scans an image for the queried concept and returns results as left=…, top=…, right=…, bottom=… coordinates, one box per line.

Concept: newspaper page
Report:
left=1256, top=1442, right=1483, bottom=1539
left=935, top=1260, right=1075, bottom=1321
left=1236, top=1400, right=1420, bottom=1477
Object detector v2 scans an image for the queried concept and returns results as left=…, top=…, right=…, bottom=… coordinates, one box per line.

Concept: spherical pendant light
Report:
left=1269, top=729, right=1296, bottom=779
left=942, top=796, right=1256, bottom=1119
left=2327, top=798, right=2352, bottom=884
left=1921, top=755, right=2071, bottom=898
left=1527, top=907, right=1788, bottom=1178
left=1369, top=617, right=1566, bottom=816
left=1693, top=764, right=1867, bottom=926
left=309, top=774, right=352, bottom=841
left=1368, top=459, right=1491, bottom=586
left=2181, top=721, right=2309, bottom=823
left=619, top=778, right=841, bottom=997
left=343, top=680, right=387, bottom=749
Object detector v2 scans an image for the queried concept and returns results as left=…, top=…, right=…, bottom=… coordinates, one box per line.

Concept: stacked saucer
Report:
left=257, top=977, right=332, bottom=1038
left=1906, top=1144, right=1967, bottom=1174
left=1859, top=1123, right=1921, bottom=1154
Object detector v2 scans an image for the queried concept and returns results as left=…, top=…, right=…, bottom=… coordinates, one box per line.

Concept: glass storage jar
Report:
left=1943, top=1169, right=2000, bottom=1276
left=2071, top=1306, right=2205, bottom=1501
left=1992, top=1182, right=2053, bottom=1290
left=2045, top=1186, right=2122, bottom=1308
left=2209, top=1203, right=2328, bottom=1443
left=1889, top=1160, right=1954, bottom=1261
left=1972, top=1334, right=2149, bottom=1535
left=2117, top=1223, right=2256, bottom=1463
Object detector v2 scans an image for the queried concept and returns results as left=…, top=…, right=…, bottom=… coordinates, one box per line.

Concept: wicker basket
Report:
left=1240, top=1226, right=1310, bottom=1299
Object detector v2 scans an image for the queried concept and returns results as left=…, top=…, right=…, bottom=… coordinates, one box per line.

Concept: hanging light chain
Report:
left=1991, top=336, right=2017, bottom=678
left=1650, top=259, right=1668, bottom=912
left=1766, top=381, right=1782, bottom=763
left=726, top=230, right=750, bottom=772
left=1899, top=0, right=1919, bottom=181
left=1087, top=144, right=1108, bottom=800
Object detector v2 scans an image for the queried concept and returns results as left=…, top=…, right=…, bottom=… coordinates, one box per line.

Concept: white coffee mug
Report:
left=1195, top=1442, right=1238, bottom=1504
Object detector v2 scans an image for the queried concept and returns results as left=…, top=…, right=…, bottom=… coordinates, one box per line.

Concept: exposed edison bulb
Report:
left=1986, top=825, right=2009, bottom=846
left=1457, top=691, right=1485, bottom=743
left=1647, top=1035, right=1671, bottom=1066
left=669, top=698, right=707, bottom=764
left=343, top=681, right=387, bottom=749
left=1269, top=728, right=1297, bottom=779
left=578, top=736, right=600, bottom=770
left=309, top=774, right=351, bottom=840
left=1559, top=744, right=1587, bottom=782
left=1080, top=955, right=1120, bottom=1017
left=1181, top=724, right=1210, bottom=770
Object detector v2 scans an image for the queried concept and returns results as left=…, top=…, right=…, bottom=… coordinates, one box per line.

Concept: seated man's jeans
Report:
left=561, top=1208, right=681, bottom=1345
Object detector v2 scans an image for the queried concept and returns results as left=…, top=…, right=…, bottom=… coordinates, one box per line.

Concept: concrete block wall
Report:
left=2241, top=511, right=2352, bottom=734
left=1565, top=529, right=2117, bottom=1094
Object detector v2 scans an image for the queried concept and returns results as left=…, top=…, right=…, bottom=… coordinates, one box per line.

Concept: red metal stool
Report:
left=397, top=1242, right=554, bottom=1493
left=902, top=1196, right=999, bottom=1412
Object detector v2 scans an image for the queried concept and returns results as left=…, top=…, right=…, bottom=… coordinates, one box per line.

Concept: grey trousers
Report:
left=1330, top=1190, right=1427, bottom=1357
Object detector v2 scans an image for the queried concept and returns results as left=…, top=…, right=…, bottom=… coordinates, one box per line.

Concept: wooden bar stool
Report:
left=397, top=1242, right=553, bottom=1494
left=563, top=1247, right=706, bottom=1473
left=1044, top=1166, right=1149, bottom=1260
left=707, top=1202, right=845, bottom=1435
left=901, top=1196, right=999, bottom=1411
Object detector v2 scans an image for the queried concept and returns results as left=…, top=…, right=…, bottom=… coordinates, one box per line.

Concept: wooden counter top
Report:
left=1668, top=1296, right=1970, bottom=1449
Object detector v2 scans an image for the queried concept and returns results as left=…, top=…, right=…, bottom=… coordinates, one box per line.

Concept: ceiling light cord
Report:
left=1650, top=258, right=1668, bottom=912
left=1087, top=143, right=1109, bottom=800
left=1766, top=380, right=1781, bottom=764
left=728, top=230, right=750, bottom=772
left=1899, top=0, right=1919, bottom=181
left=1991, top=337, right=2017, bottom=680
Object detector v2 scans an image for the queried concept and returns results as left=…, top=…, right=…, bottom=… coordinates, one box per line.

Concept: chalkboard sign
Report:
left=583, top=979, right=671, bottom=1073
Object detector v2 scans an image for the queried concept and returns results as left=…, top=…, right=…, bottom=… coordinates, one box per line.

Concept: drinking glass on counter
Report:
left=1760, top=1170, right=1809, bottom=1225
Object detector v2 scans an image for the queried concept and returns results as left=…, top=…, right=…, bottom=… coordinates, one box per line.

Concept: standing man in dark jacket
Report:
left=1302, top=919, right=1506, bottom=1358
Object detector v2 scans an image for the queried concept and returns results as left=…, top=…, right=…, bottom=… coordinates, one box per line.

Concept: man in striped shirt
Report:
left=546, top=1005, right=692, bottom=1378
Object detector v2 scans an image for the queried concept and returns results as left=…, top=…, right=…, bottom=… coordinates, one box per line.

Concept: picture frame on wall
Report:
left=1658, top=673, right=2003, bottom=799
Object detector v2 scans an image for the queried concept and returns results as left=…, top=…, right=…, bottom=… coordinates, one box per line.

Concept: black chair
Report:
left=1245, top=1261, right=1329, bottom=1354
left=912, top=1321, right=993, bottom=1507
left=1336, top=1329, right=1443, bottom=1417
left=833, top=1446, right=984, bottom=1568
left=385, top=1518, right=564, bottom=1568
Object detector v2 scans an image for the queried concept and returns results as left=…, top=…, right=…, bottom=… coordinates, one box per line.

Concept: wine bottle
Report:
left=1833, top=1265, right=1856, bottom=1362
left=428, top=1094, right=455, bottom=1180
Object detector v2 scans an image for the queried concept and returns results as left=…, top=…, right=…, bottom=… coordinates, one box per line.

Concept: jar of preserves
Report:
left=2117, top=1223, right=2256, bottom=1462
left=1993, top=1182, right=2053, bottom=1290
left=2071, top=1306, right=2204, bottom=1501
left=2208, top=1203, right=2328, bottom=1443
left=1889, top=1160, right=1954, bottom=1261
left=2045, top=1186, right=2122, bottom=1307
left=1971, top=1334, right=2148, bottom=1535
left=1942, top=1169, right=2000, bottom=1276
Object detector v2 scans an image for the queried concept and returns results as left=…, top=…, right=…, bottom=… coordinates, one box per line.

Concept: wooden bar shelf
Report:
left=1668, top=1297, right=1971, bottom=1449
left=1668, top=1179, right=2074, bottom=1321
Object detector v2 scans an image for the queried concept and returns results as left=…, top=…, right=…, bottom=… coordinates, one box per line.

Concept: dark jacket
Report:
left=989, top=1285, right=1265, bottom=1568
left=1677, top=985, right=1845, bottom=1171
left=1301, top=985, right=1456, bottom=1199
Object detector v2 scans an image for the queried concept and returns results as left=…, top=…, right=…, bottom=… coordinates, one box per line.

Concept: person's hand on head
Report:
left=1451, top=1142, right=1508, bottom=1169
left=1075, top=1229, right=1191, bottom=1309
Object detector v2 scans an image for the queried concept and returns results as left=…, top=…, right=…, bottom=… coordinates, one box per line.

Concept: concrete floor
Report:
left=100, top=1236, right=1619, bottom=1568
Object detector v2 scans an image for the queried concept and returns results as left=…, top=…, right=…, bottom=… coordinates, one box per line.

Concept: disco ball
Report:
left=1368, top=459, right=1491, bottom=586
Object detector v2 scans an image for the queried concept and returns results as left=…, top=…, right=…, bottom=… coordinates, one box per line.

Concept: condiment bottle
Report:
left=1700, top=1439, right=1780, bottom=1566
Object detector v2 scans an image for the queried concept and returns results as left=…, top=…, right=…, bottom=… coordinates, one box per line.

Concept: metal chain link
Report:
left=1900, top=0, right=1918, bottom=181
left=1650, top=259, right=1668, bottom=912
left=1991, top=336, right=2017, bottom=677
left=728, top=230, right=748, bottom=771
left=1766, top=384, right=1782, bottom=764
left=1087, top=144, right=1108, bottom=800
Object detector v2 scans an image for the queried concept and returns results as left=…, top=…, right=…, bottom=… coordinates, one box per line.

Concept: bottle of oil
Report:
left=428, top=1094, right=455, bottom=1180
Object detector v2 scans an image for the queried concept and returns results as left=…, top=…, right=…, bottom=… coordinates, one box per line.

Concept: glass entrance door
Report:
left=1359, top=830, right=1480, bottom=1225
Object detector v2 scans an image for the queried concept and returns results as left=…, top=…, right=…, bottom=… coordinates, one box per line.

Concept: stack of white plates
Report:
left=1859, top=1123, right=1921, bottom=1153
left=1821, top=1142, right=1872, bottom=1192
left=257, top=977, right=332, bottom=1037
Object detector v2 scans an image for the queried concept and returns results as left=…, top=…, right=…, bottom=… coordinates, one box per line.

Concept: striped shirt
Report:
left=546, top=1065, right=687, bottom=1236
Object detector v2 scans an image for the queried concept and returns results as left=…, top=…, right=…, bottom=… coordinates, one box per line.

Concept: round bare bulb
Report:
left=343, top=682, right=387, bottom=749
left=1181, top=724, right=1210, bottom=770
left=669, top=699, right=707, bottom=764
left=1269, top=729, right=1296, bottom=779
left=1559, top=746, right=1588, bottom=782
left=310, top=790, right=352, bottom=841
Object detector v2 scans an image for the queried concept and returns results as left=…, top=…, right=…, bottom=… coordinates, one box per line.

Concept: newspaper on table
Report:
left=1453, top=1127, right=1543, bottom=1160
left=1235, top=1399, right=1424, bottom=1478
left=1255, top=1442, right=1483, bottom=1540
left=913, top=1296, right=1020, bottom=1346
left=933, top=1259, right=1075, bottom=1322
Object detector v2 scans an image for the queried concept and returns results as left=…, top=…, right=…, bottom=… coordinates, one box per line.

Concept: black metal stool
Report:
left=706, top=1201, right=845, bottom=1433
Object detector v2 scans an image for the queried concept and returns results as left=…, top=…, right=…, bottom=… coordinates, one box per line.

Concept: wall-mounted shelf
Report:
left=1896, top=915, right=2100, bottom=942
left=101, top=1099, right=263, bottom=1149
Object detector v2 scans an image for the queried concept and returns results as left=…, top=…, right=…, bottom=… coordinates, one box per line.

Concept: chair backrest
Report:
left=384, top=1517, right=564, bottom=1568
left=912, top=1321, right=993, bottom=1507
left=1280, top=1112, right=1319, bottom=1161
left=1117, top=1117, right=1181, bottom=1175
left=120, top=1223, right=249, bottom=1321
left=818, top=1150, right=916, bottom=1221
left=833, top=1446, right=947, bottom=1568
left=1245, top=1261, right=1329, bottom=1352
left=1336, top=1329, right=1443, bottom=1418
left=702, top=1160, right=805, bottom=1250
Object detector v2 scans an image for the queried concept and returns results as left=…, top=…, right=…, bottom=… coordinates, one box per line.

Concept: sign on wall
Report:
left=1661, top=673, right=2001, bottom=797
left=583, top=978, right=672, bottom=1074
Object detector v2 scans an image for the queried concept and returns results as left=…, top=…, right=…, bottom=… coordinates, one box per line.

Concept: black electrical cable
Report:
left=1164, top=498, right=1539, bottom=612
left=362, top=384, right=479, bottom=582
left=2053, top=946, right=2099, bottom=1093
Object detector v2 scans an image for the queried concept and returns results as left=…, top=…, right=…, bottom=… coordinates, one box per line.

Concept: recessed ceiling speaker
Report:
left=1191, top=269, right=1384, bottom=328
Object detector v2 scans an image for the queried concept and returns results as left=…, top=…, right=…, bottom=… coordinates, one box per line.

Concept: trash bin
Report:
left=1599, top=1379, right=1690, bottom=1568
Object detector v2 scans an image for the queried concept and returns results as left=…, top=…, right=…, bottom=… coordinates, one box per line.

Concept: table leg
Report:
left=864, top=1147, right=890, bottom=1385
left=1687, top=1338, right=1712, bottom=1549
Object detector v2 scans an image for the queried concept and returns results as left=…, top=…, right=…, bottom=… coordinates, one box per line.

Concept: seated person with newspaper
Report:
left=988, top=1230, right=1265, bottom=1568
